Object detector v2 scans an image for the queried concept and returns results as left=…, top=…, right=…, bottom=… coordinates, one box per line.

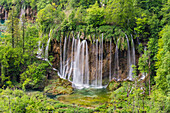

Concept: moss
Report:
left=44, top=77, right=73, bottom=95
left=107, top=81, right=121, bottom=91
left=57, top=88, right=110, bottom=108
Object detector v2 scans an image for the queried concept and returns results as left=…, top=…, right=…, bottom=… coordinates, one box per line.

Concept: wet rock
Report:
left=44, top=77, right=73, bottom=95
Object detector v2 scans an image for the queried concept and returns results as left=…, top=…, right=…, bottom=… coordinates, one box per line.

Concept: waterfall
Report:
left=125, top=34, right=133, bottom=81
left=109, top=39, right=112, bottom=81
left=91, top=35, right=103, bottom=87
left=99, top=33, right=103, bottom=87
left=114, top=38, right=119, bottom=80
left=44, top=32, right=51, bottom=61
left=141, top=46, right=147, bottom=80
left=62, top=36, right=67, bottom=78
left=37, top=40, right=43, bottom=59
left=57, top=33, right=137, bottom=88
left=95, top=40, right=98, bottom=86
left=85, top=42, right=89, bottom=86
left=72, top=39, right=90, bottom=88
left=130, top=35, right=136, bottom=79
left=67, top=38, right=74, bottom=80
left=20, top=7, right=25, bottom=24
left=60, top=36, right=63, bottom=75
left=131, top=35, right=135, bottom=66
left=5, top=11, right=7, bottom=20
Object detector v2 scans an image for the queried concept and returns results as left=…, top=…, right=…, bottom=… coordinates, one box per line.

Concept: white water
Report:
left=99, top=34, right=103, bottom=86
left=141, top=46, right=147, bottom=80
left=91, top=35, right=103, bottom=88
left=20, top=7, right=25, bottom=25
left=125, top=34, right=133, bottom=81
left=37, top=40, right=43, bottom=59
left=45, top=32, right=51, bottom=61
left=60, top=37, right=63, bottom=75
left=114, top=38, right=120, bottom=80
left=131, top=35, right=135, bottom=66
left=109, top=39, right=112, bottom=81
left=38, top=32, right=138, bottom=89
left=93, top=39, right=98, bottom=87
left=72, top=39, right=90, bottom=88
left=36, top=32, right=53, bottom=68
left=59, top=34, right=105, bottom=89
left=5, top=11, right=7, bottom=20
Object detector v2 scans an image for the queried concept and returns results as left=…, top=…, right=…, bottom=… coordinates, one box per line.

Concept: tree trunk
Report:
left=22, top=18, right=25, bottom=53
left=12, top=9, right=14, bottom=48
left=149, top=56, right=151, bottom=95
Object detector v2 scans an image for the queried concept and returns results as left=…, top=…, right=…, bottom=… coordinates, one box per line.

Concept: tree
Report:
left=155, top=25, right=170, bottom=95
left=36, top=4, right=61, bottom=34
left=6, top=6, right=20, bottom=48
left=86, top=1, right=105, bottom=27
left=106, top=0, right=137, bottom=29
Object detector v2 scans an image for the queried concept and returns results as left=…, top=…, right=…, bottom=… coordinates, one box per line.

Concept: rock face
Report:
left=0, top=6, right=7, bottom=20
left=50, top=39, right=60, bottom=70
left=50, top=36, right=140, bottom=87
left=0, top=6, right=36, bottom=21
left=44, top=77, right=73, bottom=95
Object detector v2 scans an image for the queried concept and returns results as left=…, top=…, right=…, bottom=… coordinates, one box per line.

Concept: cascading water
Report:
left=20, top=7, right=25, bottom=24
left=125, top=34, right=133, bottom=81
left=95, top=39, right=99, bottom=86
left=59, top=36, right=63, bottom=75
left=99, top=34, right=103, bottom=87
left=109, top=39, right=112, bottom=81
left=59, top=34, right=106, bottom=89
left=141, top=46, right=147, bottom=80
left=40, top=32, right=138, bottom=89
left=114, top=38, right=120, bottom=80
left=131, top=35, right=135, bottom=66
left=72, top=39, right=90, bottom=88
left=37, top=40, right=43, bottom=59
left=5, top=11, right=7, bottom=20
left=45, top=32, right=51, bottom=61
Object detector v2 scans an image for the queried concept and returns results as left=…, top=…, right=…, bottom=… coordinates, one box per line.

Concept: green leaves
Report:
left=20, top=62, right=49, bottom=90
left=155, top=25, right=170, bottom=95
left=106, top=0, right=137, bottom=29
left=0, top=88, right=92, bottom=112
left=86, top=1, right=105, bottom=27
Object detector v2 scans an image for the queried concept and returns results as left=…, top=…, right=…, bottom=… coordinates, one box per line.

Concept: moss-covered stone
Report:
left=44, top=77, right=73, bottom=95
left=107, top=80, right=121, bottom=91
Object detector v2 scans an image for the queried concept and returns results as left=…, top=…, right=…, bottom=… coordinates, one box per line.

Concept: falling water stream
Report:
left=125, top=34, right=133, bottom=81
left=109, top=39, right=112, bottom=81
left=37, top=32, right=137, bottom=89
left=5, top=11, right=7, bottom=20
left=20, top=7, right=25, bottom=25
left=114, top=38, right=120, bottom=80
left=45, top=33, right=51, bottom=61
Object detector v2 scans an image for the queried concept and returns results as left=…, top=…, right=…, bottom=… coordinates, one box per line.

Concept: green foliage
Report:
left=36, top=0, right=50, bottom=12
left=0, top=45, right=26, bottom=85
left=86, top=1, right=105, bottom=27
left=134, top=13, right=149, bottom=39
left=69, top=0, right=96, bottom=8
left=138, top=48, right=149, bottom=74
left=155, top=25, right=170, bottom=95
left=0, top=88, right=93, bottom=113
left=20, top=62, right=49, bottom=90
left=36, top=4, right=56, bottom=33
left=98, top=25, right=115, bottom=40
left=0, top=0, right=170, bottom=112
left=25, top=24, right=39, bottom=54
left=106, top=0, right=137, bottom=29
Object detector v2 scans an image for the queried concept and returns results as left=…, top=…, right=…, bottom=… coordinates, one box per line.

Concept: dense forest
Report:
left=0, top=0, right=169, bottom=112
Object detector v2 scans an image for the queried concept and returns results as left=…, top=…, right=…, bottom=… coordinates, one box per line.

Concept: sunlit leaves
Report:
left=86, top=1, right=105, bottom=27
left=155, top=25, right=170, bottom=94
